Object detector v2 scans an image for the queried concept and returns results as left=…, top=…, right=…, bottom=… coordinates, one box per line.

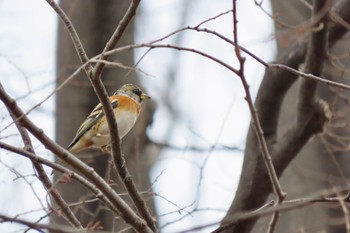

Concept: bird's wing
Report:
left=67, top=98, right=119, bottom=150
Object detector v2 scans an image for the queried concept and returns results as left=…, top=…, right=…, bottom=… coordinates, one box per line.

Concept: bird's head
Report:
left=115, top=84, right=150, bottom=103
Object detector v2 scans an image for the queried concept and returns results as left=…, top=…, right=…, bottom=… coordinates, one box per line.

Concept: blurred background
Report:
left=0, top=0, right=274, bottom=232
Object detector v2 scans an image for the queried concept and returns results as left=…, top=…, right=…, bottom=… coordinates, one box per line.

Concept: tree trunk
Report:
left=273, top=1, right=350, bottom=232
left=51, top=0, right=156, bottom=231
left=219, top=0, right=350, bottom=232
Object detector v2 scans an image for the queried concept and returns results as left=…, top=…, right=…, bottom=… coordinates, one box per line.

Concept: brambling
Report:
left=67, top=84, right=150, bottom=153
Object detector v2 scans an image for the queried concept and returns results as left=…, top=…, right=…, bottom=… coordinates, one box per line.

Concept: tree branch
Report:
left=0, top=213, right=77, bottom=233
left=212, top=189, right=350, bottom=233
left=0, top=141, right=121, bottom=216
left=269, top=1, right=330, bottom=232
left=44, top=0, right=156, bottom=231
left=9, top=116, right=83, bottom=229
left=233, top=1, right=287, bottom=232
left=45, top=0, right=92, bottom=74
left=297, top=0, right=330, bottom=123
left=92, top=0, right=141, bottom=79
left=0, top=82, right=152, bottom=233
left=219, top=0, right=350, bottom=232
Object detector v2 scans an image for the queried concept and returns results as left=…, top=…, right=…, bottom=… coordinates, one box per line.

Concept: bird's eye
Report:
left=133, top=89, right=142, bottom=96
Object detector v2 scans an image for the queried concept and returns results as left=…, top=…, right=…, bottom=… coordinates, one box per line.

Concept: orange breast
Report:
left=111, top=95, right=141, bottom=114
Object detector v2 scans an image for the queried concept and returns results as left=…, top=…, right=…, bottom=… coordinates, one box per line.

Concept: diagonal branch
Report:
left=233, top=0, right=286, bottom=201
left=209, top=189, right=350, bottom=233
left=219, top=0, right=350, bottom=232
left=0, top=82, right=153, bottom=233
left=9, top=115, right=83, bottom=229
left=92, top=0, right=141, bottom=78
left=0, top=213, right=77, bottom=233
left=0, top=140, right=121, bottom=216
left=44, top=0, right=156, bottom=231
left=45, top=0, right=92, bottom=75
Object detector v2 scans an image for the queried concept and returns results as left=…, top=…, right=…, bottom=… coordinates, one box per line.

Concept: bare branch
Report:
left=44, top=0, right=156, bottom=230
left=233, top=0, right=287, bottom=201
left=219, top=0, right=350, bottom=232
left=92, top=0, right=141, bottom=79
left=6, top=109, right=82, bottom=228
left=335, top=189, right=350, bottom=233
left=212, top=189, right=350, bottom=233
left=0, top=141, right=121, bottom=216
left=44, top=0, right=92, bottom=75
left=269, top=64, right=350, bottom=91
left=0, top=82, right=152, bottom=233
left=0, top=213, right=77, bottom=233
left=150, top=140, right=243, bottom=152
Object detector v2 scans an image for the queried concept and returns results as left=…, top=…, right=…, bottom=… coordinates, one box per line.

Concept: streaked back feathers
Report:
left=66, top=84, right=150, bottom=153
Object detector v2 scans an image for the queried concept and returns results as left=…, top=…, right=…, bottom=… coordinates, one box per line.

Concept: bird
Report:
left=67, top=83, right=150, bottom=154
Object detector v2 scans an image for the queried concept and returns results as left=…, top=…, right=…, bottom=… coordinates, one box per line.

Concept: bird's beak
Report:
left=141, top=93, right=151, bottom=100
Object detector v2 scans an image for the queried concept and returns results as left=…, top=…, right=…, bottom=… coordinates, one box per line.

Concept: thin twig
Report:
left=92, top=0, right=141, bottom=79
left=211, top=190, right=350, bottom=233
left=232, top=1, right=286, bottom=231
left=0, top=141, right=120, bottom=216
left=44, top=0, right=92, bottom=75
left=150, top=140, right=243, bottom=152
left=269, top=63, right=350, bottom=91
left=0, top=213, right=79, bottom=233
left=91, top=31, right=350, bottom=94
left=232, top=0, right=286, bottom=201
left=335, top=189, right=350, bottom=233
left=141, top=43, right=239, bottom=75
left=7, top=113, right=82, bottom=229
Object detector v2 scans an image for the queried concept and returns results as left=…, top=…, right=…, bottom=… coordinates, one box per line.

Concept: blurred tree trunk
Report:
left=51, top=0, right=156, bottom=231
left=272, top=1, right=350, bottom=232
left=219, top=0, right=350, bottom=232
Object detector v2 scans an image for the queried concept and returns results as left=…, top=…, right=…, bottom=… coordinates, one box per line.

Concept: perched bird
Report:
left=67, top=84, right=150, bottom=153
